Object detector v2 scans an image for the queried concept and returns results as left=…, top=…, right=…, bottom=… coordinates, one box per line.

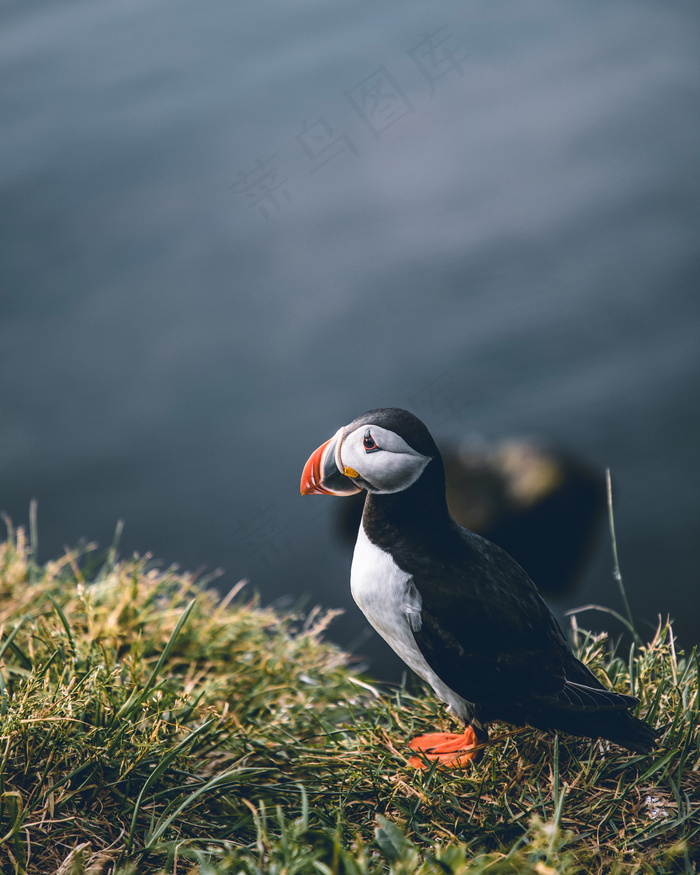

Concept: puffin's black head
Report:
left=300, top=408, right=439, bottom=496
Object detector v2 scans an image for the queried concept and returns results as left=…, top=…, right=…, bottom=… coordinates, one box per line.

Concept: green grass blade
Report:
left=113, top=598, right=196, bottom=723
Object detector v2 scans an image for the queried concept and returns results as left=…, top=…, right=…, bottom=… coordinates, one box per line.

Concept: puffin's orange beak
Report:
left=300, top=433, right=362, bottom=496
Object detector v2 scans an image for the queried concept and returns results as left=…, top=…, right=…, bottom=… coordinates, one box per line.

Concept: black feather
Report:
left=359, top=408, right=657, bottom=754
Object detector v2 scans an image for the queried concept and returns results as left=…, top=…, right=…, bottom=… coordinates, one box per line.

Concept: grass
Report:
left=0, top=519, right=697, bottom=875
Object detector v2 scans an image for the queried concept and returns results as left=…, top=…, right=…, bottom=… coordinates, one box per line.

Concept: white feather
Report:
left=350, top=522, right=472, bottom=722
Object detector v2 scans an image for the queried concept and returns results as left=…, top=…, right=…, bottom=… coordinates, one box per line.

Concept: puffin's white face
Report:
left=336, top=424, right=431, bottom=494
left=300, top=408, right=437, bottom=497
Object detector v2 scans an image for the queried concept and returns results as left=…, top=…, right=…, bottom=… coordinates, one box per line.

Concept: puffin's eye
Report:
left=363, top=430, right=380, bottom=452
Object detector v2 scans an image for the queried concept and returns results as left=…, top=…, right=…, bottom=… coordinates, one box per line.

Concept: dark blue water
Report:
left=2, top=0, right=699, bottom=675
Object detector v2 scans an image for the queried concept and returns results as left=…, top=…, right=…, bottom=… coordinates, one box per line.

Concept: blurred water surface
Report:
left=2, top=0, right=699, bottom=675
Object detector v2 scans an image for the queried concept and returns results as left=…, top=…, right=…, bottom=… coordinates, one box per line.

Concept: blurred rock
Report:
left=334, top=436, right=607, bottom=598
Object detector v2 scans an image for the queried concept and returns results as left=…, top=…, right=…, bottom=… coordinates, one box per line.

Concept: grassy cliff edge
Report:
left=0, top=523, right=697, bottom=874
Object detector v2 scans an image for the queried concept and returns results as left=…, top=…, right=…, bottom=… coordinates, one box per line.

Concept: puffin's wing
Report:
left=406, top=528, right=574, bottom=708
left=407, top=528, right=642, bottom=716
left=411, top=598, right=566, bottom=707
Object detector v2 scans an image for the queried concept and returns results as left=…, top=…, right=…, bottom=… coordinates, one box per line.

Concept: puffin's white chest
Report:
left=350, top=523, right=470, bottom=721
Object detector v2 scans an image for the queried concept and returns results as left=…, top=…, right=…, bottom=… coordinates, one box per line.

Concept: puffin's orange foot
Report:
left=407, top=726, right=481, bottom=769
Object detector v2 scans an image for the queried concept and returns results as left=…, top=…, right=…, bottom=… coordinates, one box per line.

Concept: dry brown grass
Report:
left=0, top=522, right=697, bottom=874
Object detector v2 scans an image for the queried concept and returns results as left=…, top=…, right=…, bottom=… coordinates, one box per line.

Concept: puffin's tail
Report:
left=599, top=711, right=659, bottom=754
left=539, top=707, right=658, bottom=753
left=531, top=681, right=658, bottom=753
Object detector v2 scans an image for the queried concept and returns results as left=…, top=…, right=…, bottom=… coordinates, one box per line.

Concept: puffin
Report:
left=300, top=407, right=657, bottom=768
